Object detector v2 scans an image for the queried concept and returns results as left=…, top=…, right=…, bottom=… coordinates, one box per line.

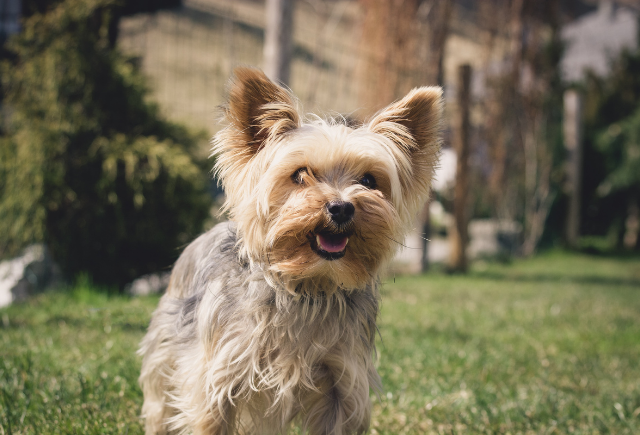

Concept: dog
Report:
left=139, top=67, right=442, bottom=435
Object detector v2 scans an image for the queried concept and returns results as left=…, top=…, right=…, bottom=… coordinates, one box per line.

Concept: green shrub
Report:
left=596, top=106, right=640, bottom=200
left=582, top=48, right=640, bottom=248
left=0, top=0, right=212, bottom=287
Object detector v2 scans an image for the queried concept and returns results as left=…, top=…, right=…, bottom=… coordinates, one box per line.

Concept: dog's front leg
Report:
left=186, top=392, right=238, bottom=435
left=302, top=360, right=372, bottom=435
left=172, top=358, right=241, bottom=435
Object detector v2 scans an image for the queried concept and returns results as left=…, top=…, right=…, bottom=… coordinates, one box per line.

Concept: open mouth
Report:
left=308, top=231, right=351, bottom=260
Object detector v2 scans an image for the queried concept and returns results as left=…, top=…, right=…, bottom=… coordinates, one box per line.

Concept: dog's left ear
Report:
left=368, top=87, right=443, bottom=192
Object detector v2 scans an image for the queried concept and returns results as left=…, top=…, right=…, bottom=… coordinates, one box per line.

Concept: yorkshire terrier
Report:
left=139, top=67, right=442, bottom=434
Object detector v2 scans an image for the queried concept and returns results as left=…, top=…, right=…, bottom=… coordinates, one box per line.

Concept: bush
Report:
left=0, top=0, right=212, bottom=287
left=582, top=48, right=640, bottom=249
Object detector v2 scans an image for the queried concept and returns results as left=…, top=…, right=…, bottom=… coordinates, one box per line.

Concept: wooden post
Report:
left=420, top=198, right=431, bottom=272
left=449, top=64, right=472, bottom=272
left=264, top=0, right=294, bottom=86
left=623, top=198, right=639, bottom=250
left=564, top=89, right=583, bottom=249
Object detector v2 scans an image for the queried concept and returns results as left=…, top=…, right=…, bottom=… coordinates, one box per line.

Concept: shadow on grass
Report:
left=470, top=271, right=640, bottom=288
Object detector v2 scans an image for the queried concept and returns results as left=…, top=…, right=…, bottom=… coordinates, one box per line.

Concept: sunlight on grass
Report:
left=1, top=251, right=639, bottom=434
left=0, top=282, right=158, bottom=434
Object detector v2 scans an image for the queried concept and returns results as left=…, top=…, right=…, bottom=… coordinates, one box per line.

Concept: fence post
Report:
left=421, top=199, right=431, bottom=272
left=449, top=64, right=472, bottom=272
left=264, top=0, right=294, bottom=86
left=563, top=89, right=583, bottom=249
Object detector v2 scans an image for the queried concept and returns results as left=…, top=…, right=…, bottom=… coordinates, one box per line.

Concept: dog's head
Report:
left=213, top=68, right=442, bottom=294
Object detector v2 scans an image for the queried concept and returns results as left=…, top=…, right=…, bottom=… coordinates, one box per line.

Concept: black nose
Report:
left=327, top=201, right=355, bottom=224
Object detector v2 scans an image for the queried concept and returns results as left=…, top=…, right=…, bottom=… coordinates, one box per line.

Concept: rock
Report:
left=0, top=244, right=61, bottom=308
left=468, top=219, right=522, bottom=259
left=392, top=217, right=523, bottom=274
left=126, top=272, right=171, bottom=296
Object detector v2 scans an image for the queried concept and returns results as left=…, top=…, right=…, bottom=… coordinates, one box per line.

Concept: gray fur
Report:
left=139, top=222, right=380, bottom=435
left=140, top=68, right=442, bottom=435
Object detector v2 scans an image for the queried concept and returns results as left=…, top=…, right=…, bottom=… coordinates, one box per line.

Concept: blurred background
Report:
left=2, top=2, right=640, bottom=434
left=1, top=0, right=640, bottom=297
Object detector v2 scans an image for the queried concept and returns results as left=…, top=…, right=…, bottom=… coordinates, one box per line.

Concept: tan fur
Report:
left=139, top=68, right=442, bottom=434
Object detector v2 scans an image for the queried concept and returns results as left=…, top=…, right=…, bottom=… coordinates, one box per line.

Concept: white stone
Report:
left=126, top=272, right=171, bottom=296
left=0, top=245, right=58, bottom=308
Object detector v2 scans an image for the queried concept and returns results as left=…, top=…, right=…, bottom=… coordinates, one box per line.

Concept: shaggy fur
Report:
left=139, top=67, right=442, bottom=435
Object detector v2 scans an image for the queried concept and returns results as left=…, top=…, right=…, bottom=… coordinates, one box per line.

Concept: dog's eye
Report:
left=291, top=167, right=308, bottom=185
left=359, top=173, right=376, bottom=189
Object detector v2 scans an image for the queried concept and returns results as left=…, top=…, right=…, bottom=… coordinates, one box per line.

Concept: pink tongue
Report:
left=318, top=234, right=348, bottom=252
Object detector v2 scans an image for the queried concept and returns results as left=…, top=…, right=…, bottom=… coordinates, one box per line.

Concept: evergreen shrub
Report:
left=0, top=0, right=212, bottom=287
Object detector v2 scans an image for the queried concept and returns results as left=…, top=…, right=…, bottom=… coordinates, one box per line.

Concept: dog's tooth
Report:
left=316, top=235, right=321, bottom=246
left=345, top=237, right=349, bottom=246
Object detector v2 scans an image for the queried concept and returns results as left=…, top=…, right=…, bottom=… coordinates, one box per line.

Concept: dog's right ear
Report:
left=221, top=68, right=300, bottom=162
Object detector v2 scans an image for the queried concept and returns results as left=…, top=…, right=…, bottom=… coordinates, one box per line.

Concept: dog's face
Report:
left=213, top=68, right=442, bottom=293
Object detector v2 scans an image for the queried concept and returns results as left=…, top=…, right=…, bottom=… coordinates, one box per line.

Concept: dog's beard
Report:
left=258, top=185, right=401, bottom=294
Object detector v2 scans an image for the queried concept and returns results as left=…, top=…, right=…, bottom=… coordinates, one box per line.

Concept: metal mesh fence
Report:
left=117, top=0, right=433, bottom=134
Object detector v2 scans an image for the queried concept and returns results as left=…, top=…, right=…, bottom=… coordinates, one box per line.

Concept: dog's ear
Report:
left=368, top=87, right=443, bottom=192
left=224, top=67, right=300, bottom=157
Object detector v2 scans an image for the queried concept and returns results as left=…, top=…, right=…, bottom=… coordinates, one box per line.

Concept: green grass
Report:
left=1, top=251, right=639, bottom=434
left=0, top=279, right=157, bottom=434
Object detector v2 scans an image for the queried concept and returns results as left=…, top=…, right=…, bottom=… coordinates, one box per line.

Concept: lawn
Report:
left=1, top=251, right=639, bottom=434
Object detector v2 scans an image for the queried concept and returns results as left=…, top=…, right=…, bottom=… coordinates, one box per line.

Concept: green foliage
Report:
left=582, top=48, right=640, bottom=245
left=596, top=107, right=640, bottom=198
left=1, top=252, right=639, bottom=433
left=0, top=0, right=211, bottom=286
left=585, top=49, right=640, bottom=131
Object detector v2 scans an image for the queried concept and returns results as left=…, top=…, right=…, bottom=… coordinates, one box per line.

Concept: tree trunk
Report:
left=487, top=0, right=524, bottom=223
left=564, top=89, right=583, bottom=249
left=421, top=0, right=452, bottom=272
left=357, top=0, right=419, bottom=117
left=449, top=64, right=472, bottom=273
left=425, top=0, right=453, bottom=86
